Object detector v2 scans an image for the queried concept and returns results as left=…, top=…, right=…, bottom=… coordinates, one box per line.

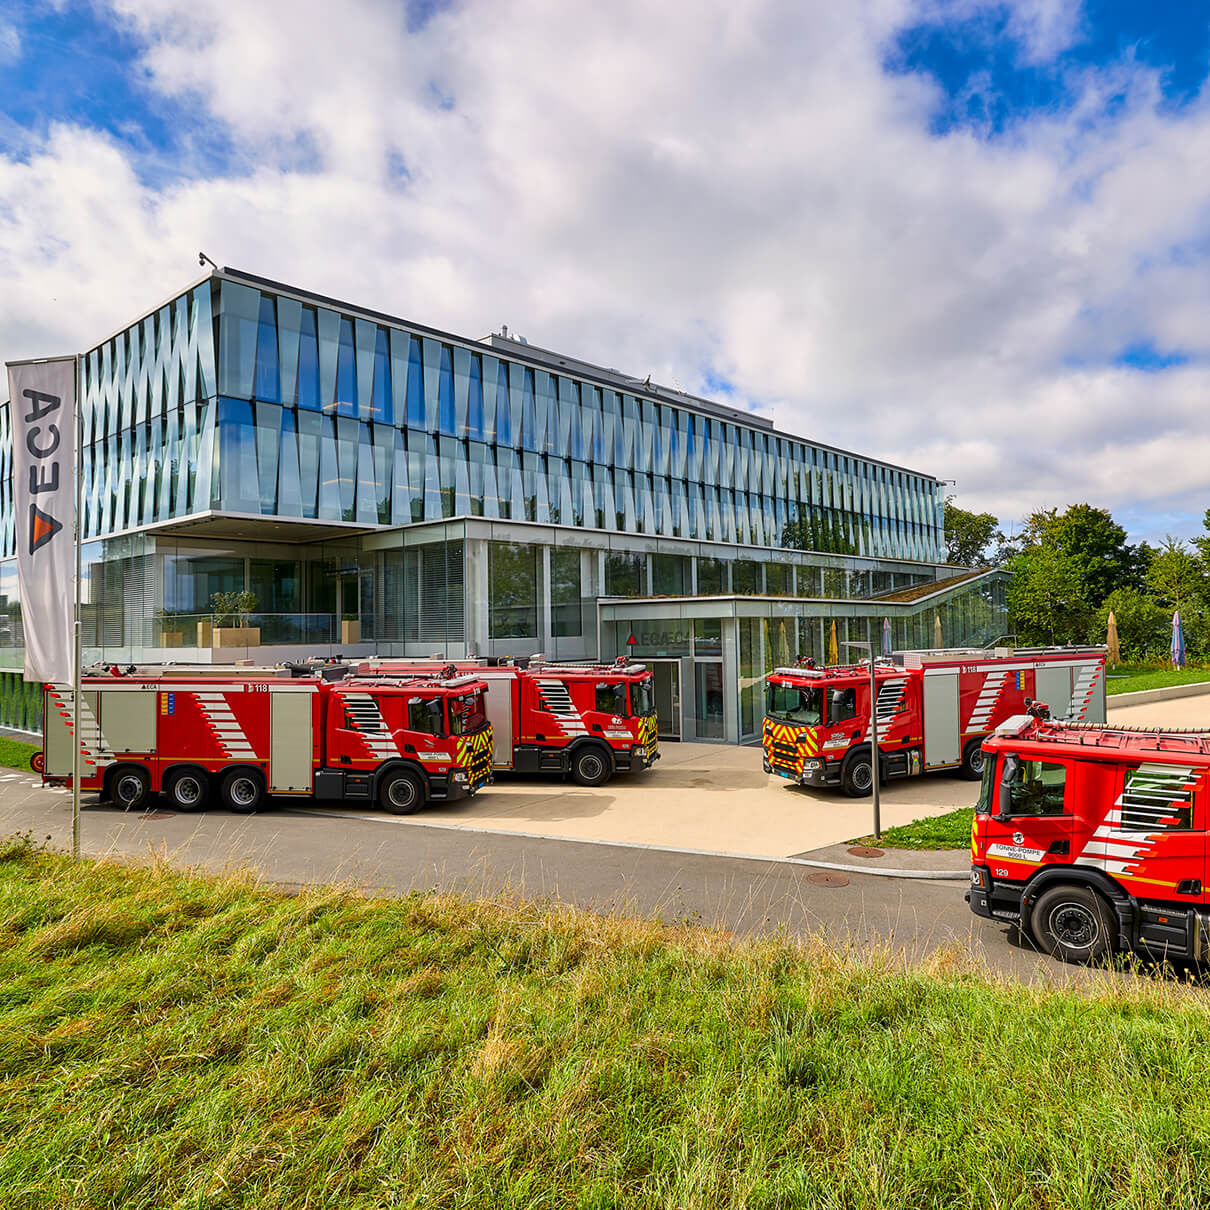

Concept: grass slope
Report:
left=2, top=839, right=1210, bottom=1209
left=1107, top=664, right=1210, bottom=695
left=0, top=735, right=37, bottom=772
left=852, top=807, right=974, bottom=850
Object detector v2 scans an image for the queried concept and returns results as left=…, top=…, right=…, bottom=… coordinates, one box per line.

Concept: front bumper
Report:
left=763, top=753, right=840, bottom=787
left=966, top=865, right=1024, bottom=922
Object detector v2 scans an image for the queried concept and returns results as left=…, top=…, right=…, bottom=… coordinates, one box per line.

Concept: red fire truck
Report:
left=36, top=668, right=494, bottom=815
left=970, top=706, right=1210, bottom=965
left=358, top=657, right=660, bottom=786
left=763, top=647, right=1106, bottom=796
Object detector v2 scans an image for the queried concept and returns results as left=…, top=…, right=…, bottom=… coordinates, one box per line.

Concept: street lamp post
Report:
left=843, top=635, right=880, bottom=841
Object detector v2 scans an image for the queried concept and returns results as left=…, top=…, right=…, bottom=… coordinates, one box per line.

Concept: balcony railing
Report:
left=152, top=613, right=357, bottom=649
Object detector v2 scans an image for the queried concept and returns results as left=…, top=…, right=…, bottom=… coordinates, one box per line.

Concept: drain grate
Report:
left=806, top=871, right=850, bottom=888
left=139, top=811, right=174, bottom=821
left=847, top=846, right=884, bottom=858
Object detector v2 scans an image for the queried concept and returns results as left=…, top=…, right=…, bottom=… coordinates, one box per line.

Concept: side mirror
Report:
left=993, top=755, right=1018, bottom=822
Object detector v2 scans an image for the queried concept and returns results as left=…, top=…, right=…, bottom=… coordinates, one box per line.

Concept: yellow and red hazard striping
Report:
left=456, top=726, right=494, bottom=790
left=762, top=719, right=817, bottom=776
left=636, top=714, right=659, bottom=761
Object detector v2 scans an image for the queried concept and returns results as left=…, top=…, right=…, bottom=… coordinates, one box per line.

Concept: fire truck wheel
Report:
left=380, top=769, right=425, bottom=814
left=841, top=751, right=874, bottom=797
left=959, top=739, right=987, bottom=781
left=220, top=769, right=266, bottom=814
left=109, top=765, right=151, bottom=811
left=1030, top=884, right=1115, bottom=965
left=570, top=745, right=612, bottom=787
left=165, top=769, right=208, bottom=812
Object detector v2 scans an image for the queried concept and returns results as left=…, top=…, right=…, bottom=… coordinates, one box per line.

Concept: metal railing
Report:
left=151, top=613, right=355, bottom=649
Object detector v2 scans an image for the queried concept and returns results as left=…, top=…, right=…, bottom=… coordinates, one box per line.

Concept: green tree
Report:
left=943, top=497, right=999, bottom=567
left=1024, top=504, right=1140, bottom=602
left=1146, top=537, right=1201, bottom=611
left=1006, top=545, right=1092, bottom=645
left=1095, top=588, right=1169, bottom=662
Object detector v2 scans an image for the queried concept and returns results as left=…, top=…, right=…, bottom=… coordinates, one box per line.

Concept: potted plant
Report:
left=156, top=609, right=184, bottom=648
left=209, top=591, right=260, bottom=648
left=341, top=613, right=360, bottom=644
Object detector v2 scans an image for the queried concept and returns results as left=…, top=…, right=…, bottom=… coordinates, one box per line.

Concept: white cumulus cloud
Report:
left=1, top=0, right=1209, bottom=543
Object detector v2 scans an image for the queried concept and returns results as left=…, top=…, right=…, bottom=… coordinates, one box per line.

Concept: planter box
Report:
left=161, top=631, right=183, bottom=648
left=213, top=626, right=260, bottom=649
left=196, top=619, right=212, bottom=647
left=341, top=619, right=360, bottom=644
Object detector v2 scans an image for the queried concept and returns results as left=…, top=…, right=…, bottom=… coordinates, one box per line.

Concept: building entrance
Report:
left=649, top=661, right=682, bottom=741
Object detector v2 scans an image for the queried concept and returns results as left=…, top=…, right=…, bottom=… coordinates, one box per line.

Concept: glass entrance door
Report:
left=651, top=661, right=681, bottom=741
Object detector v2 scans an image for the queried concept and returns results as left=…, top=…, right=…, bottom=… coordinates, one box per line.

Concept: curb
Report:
left=1108, top=682, right=1210, bottom=708
left=283, top=807, right=970, bottom=881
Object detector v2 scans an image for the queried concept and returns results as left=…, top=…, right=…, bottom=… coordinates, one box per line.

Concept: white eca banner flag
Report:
left=5, top=358, right=76, bottom=684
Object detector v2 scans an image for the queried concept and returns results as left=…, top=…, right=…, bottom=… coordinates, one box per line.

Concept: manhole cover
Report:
left=847, top=846, right=884, bottom=858
left=807, top=871, right=850, bottom=888
left=139, top=811, right=174, bottom=821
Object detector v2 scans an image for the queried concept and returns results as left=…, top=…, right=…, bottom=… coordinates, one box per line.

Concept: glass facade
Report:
left=0, top=268, right=980, bottom=742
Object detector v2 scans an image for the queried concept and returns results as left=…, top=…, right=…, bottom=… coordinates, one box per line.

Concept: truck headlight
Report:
left=804, top=759, right=822, bottom=771
left=970, top=866, right=990, bottom=890
left=452, top=770, right=468, bottom=783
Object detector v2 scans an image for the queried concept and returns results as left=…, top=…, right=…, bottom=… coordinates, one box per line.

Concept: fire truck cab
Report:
left=358, top=657, right=660, bottom=786
left=38, top=667, right=494, bottom=815
left=969, top=709, right=1210, bottom=964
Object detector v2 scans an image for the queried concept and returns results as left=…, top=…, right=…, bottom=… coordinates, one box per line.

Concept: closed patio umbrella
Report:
left=1106, top=610, right=1121, bottom=667
left=1172, top=610, right=1186, bottom=669
left=882, top=616, right=892, bottom=657
left=934, top=612, right=944, bottom=649
left=828, top=619, right=838, bottom=665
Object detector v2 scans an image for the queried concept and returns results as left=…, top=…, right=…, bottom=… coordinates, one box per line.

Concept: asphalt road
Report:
left=0, top=769, right=1132, bottom=987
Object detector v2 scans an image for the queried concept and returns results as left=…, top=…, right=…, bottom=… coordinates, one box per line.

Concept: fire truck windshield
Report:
left=448, top=692, right=486, bottom=735
left=766, top=683, right=823, bottom=725
left=630, top=678, right=655, bottom=718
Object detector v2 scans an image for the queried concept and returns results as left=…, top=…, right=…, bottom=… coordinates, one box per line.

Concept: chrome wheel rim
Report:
left=229, top=777, right=259, bottom=808
left=388, top=779, right=416, bottom=808
left=851, top=762, right=873, bottom=792
left=175, top=777, right=202, bottom=805
left=579, top=754, right=604, bottom=781
left=115, top=775, right=143, bottom=805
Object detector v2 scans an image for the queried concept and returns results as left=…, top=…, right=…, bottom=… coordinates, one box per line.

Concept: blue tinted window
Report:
left=336, top=318, right=357, bottom=417
left=407, top=338, right=425, bottom=429
left=438, top=345, right=456, bottom=436
left=468, top=356, right=484, bottom=440
left=297, top=308, right=320, bottom=411
left=372, top=328, right=391, bottom=423
left=494, top=362, right=511, bottom=447
left=254, top=296, right=280, bottom=403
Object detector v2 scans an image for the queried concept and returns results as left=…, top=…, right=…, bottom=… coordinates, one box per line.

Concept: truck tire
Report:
left=1030, top=884, right=1115, bottom=965
left=220, top=769, right=266, bottom=814
left=108, top=765, right=150, bottom=811
left=959, top=738, right=986, bottom=781
left=380, top=769, right=425, bottom=815
left=570, top=744, right=612, bottom=787
left=841, top=750, right=874, bottom=797
left=164, top=768, right=208, bottom=813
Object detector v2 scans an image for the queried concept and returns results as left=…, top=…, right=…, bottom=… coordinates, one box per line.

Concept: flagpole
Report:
left=71, top=355, right=82, bottom=862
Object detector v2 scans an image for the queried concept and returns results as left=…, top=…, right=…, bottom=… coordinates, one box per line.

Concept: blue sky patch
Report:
left=889, top=1, right=1210, bottom=136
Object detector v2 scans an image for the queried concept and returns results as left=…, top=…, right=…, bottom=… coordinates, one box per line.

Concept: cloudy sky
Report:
left=1, top=0, right=1208, bottom=543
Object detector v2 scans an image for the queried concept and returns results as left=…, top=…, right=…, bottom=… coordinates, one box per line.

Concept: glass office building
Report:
left=0, top=267, right=1007, bottom=741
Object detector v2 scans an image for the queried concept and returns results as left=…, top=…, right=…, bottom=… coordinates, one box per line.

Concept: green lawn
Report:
left=1106, top=664, right=1210, bottom=695
left=0, top=734, right=38, bottom=772
left=852, top=806, right=974, bottom=850
left=4, top=839, right=1210, bottom=1208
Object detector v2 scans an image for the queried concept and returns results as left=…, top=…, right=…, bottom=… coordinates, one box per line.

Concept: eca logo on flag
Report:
left=21, top=388, right=66, bottom=555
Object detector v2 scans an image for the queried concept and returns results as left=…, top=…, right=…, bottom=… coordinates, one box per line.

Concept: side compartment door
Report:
left=99, top=690, right=157, bottom=755
left=481, top=676, right=514, bottom=767
left=922, top=670, right=960, bottom=768
left=1035, top=664, right=1074, bottom=719
left=269, top=689, right=315, bottom=792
